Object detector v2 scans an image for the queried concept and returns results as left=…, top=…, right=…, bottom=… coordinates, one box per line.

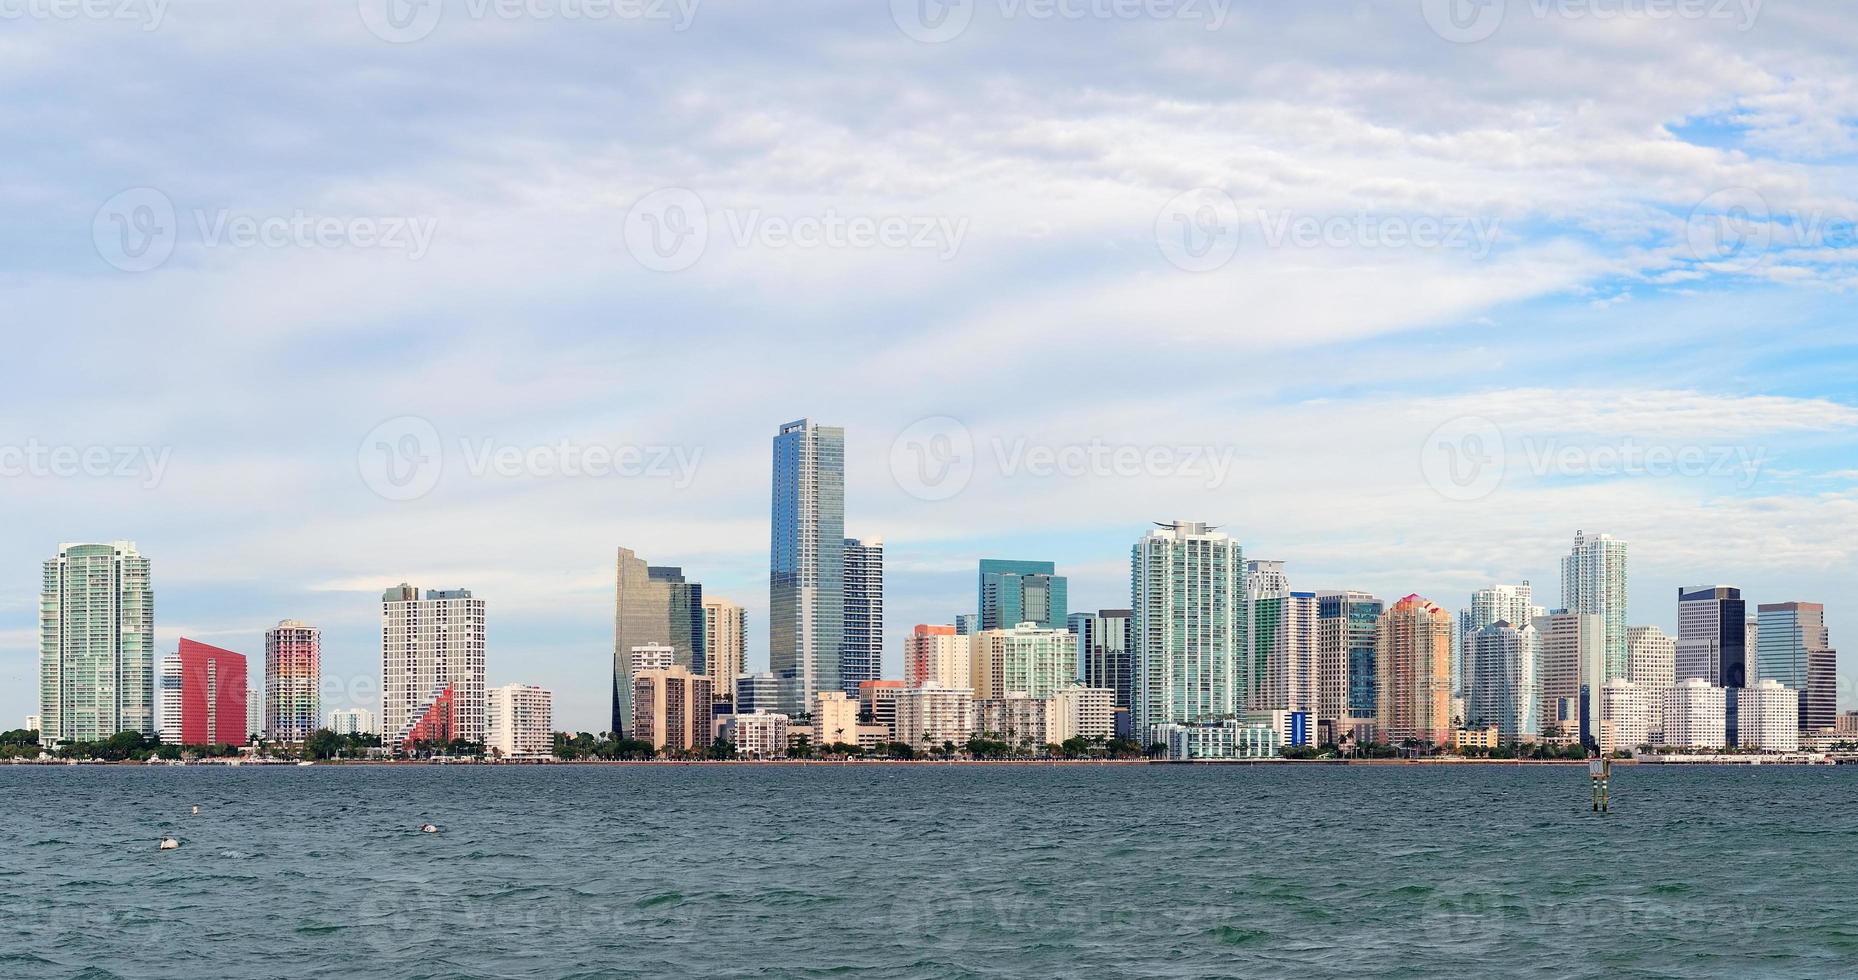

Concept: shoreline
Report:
left=11, top=756, right=1845, bottom=768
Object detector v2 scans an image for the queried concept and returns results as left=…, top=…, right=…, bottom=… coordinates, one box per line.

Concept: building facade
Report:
left=1597, top=678, right=1654, bottom=754
left=381, top=584, right=487, bottom=753
left=1535, top=610, right=1606, bottom=748
left=1459, top=583, right=1539, bottom=698
left=612, top=548, right=705, bottom=736
left=978, top=559, right=1068, bottom=631
left=726, top=711, right=790, bottom=759
left=1467, top=620, right=1540, bottom=744
left=771, top=419, right=846, bottom=716
left=812, top=690, right=861, bottom=748
left=264, top=620, right=321, bottom=743
left=894, top=682, right=974, bottom=754
left=702, top=597, right=747, bottom=700
left=39, top=541, right=155, bottom=746
left=1317, top=590, right=1384, bottom=726
left=1626, top=625, right=1677, bottom=742
left=487, top=684, right=553, bottom=760
left=633, top=667, right=714, bottom=755
left=1071, top=609, right=1133, bottom=718
left=171, top=638, right=249, bottom=748
left=1756, top=601, right=1836, bottom=734
left=841, top=537, right=885, bottom=696
left=1376, top=595, right=1454, bottom=748
left=1157, top=720, right=1281, bottom=760
left=328, top=708, right=377, bottom=735
left=859, top=679, right=902, bottom=738
left=1561, top=530, right=1629, bottom=681
left=905, top=624, right=970, bottom=689
left=1132, top=521, right=1246, bottom=737
left=970, top=622, right=1076, bottom=700
left=158, top=652, right=183, bottom=745
left=1662, top=678, right=1727, bottom=750
left=1736, top=679, right=1801, bottom=752
left=736, top=672, right=783, bottom=714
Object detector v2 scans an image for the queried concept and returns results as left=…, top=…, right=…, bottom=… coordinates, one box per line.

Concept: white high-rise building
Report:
left=1561, top=531, right=1629, bottom=682
left=381, top=584, right=487, bottom=753
left=158, top=652, right=183, bottom=746
left=328, top=708, right=377, bottom=735
left=1467, top=620, right=1539, bottom=743
left=726, top=711, right=790, bottom=759
left=1598, top=678, right=1654, bottom=755
left=1133, top=521, right=1246, bottom=737
left=702, top=597, right=747, bottom=699
left=840, top=537, right=884, bottom=697
left=894, top=682, right=974, bottom=754
left=1535, top=610, right=1606, bottom=747
left=1735, top=679, right=1800, bottom=752
left=1460, top=583, right=1539, bottom=698
left=1244, top=561, right=1316, bottom=716
left=487, top=684, right=554, bottom=760
left=970, top=622, right=1076, bottom=700
left=39, top=542, right=155, bottom=746
left=1626, top=625, right=1677, bottom=742
left=1662, top=678, right=1727, bottom=750
left=246, top=690, right=262, bottom=742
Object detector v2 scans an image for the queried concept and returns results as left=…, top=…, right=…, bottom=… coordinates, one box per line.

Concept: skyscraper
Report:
left=1676, top=586, right=1747, bottom=687
left=487, top=684, right=553, bottom=761
left=171, top=638, right=249, bottom=748
left=1561, top=531, right=1629, bottom=681
left=978, top=559, right=1068, bottom=631
left=1467, top=620, right=1539, bottom=743
left=1131, top=521, right=1246, bottom=737
left=1535, top=610, right=1606, bottom=748
left=1756, top=602, right=1836, bottom=733
left=158, top=653, right=183, bottom=746
left=265, top=620, right=321, bottom=743
left=381, top=584, right=486, bottom=754
left=1376, top=595, right=1453, bottom=748
left=1243, top=560, right=1288, bottom=711
left=1627, top=624, right=1677, bottom=741
left=1459, top=583, right=1539, bottom=698
left=1317, top=590, right=1384, bottom=727
left=1072, top=609, right=1134, bottom=717
left=841, top=537, right=885, bottom=696
left=632, top=667, right=714, bottom=755
left=612, top=547, right=705, bottom=735
left=39, top=541, right=154, bottom=746
left=771, top=418, right=845, bottom=715
left=702, top=597, right=747, bottom=699
left=970, top=622, right=1076, bottom=700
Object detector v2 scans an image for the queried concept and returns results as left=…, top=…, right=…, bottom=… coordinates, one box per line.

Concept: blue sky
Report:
left=4, top=0, right=1857, bottom=731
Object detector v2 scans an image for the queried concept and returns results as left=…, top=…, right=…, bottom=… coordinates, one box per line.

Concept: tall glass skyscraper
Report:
left=1756, top=601, right=1836, bottom=733
left=1070, top=609, right=1134, bottom=715
left=978, top=559, right=1068, bottom=631
left=1317, top=590, right=1383, bottom=724
left=1131, top=521, right=1245, bottom=738
left=613, top=547, right=705, bottom=736
left=1676, top=585, right=1747, bottom=687
left=39, top=541, right=155, bottom=746
left=771, top=419, right=845, bottom=715
left=1561, top=530, right=1629, bottom=681
left=841, top=537, right=885, bottom=696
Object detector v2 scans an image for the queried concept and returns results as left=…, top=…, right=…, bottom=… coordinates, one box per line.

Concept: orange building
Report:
left=1376, top=595, right=1453, bottom=748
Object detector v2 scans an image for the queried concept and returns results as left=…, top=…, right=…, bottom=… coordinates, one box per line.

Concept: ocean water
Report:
left=2, top=764, right=1854, bottom=979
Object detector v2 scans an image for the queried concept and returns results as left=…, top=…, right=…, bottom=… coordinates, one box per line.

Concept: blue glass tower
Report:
left=771, top=419, right=845, bottom=715
left=978, top=559, right=1068, bottom=631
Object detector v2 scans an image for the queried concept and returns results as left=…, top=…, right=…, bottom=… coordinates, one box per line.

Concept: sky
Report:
left=3, top=0, right=1856, bottom=733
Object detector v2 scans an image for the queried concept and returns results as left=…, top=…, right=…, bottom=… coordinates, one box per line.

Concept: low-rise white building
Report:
left=24, top=714, right=40, bottom=733
left=487, top=684, right=554, bottom=760
left=327, top=708, right=377, bottom=735
left=1157, top=721, right=1280, bottom=761
left=1661, top=678, right=1726, bottom=750
left=811, top=691, right=861, bottom=749
left=894, top=682, right=973, bottom=755
left=1050, top=686, right=1115, bottom=744
left=1736, top=679, right=1800, bottom=753
left=726, top=710, right=790, bottom=759
left=1598, top=678, right=1654, bottom=755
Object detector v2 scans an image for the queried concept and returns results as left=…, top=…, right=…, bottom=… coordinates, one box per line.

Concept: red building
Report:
left=176, top=638, right=249, bottom=748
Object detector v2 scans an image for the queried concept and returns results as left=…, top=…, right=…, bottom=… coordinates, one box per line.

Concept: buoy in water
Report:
left=191, top=805, right=199, bottom=816
left=159, top=837, right=181, bottom=851
left=419, top=824, right=439, bottom=834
